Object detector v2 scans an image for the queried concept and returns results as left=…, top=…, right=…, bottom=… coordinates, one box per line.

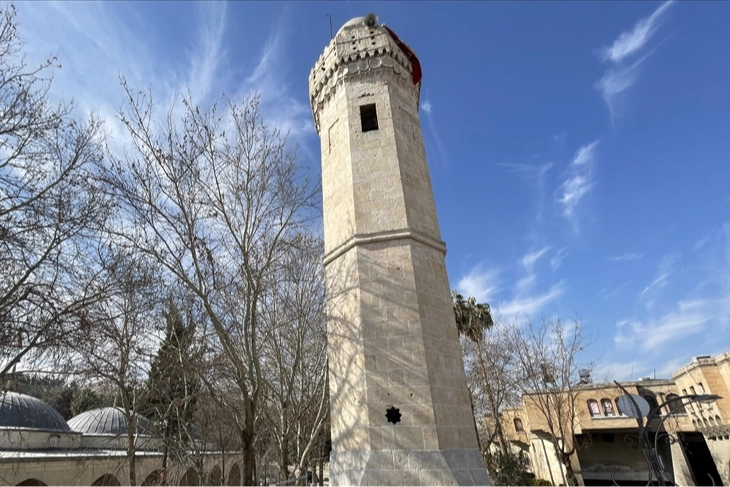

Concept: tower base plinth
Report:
left=329, top=449, right=490, bottom=486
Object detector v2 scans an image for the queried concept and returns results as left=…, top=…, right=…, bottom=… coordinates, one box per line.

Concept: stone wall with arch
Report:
left=1, top=452, right=243, bottom=486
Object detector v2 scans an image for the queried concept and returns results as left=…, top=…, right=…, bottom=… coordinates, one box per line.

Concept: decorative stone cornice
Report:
left=309, top=23, right=421, bottom=135
left=322, top=227, right=446, bottom=267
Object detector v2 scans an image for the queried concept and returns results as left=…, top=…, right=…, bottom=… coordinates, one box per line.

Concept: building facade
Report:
left=496, top=352, right=730, bottom=486
left=0, top=392, right=243, bottom=486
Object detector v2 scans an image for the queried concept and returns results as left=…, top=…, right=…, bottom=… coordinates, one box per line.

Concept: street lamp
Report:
left=614, top=381, right=721, bottom=486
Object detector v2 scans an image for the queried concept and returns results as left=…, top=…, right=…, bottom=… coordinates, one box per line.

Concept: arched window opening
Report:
left=179, top=468, right=200, bottom=487
left=209, top=466, right=222, bottom=486
left=141, top=470, right=164, bottom=486
left=716, top=415, right=723, bottom=425
left=587, top=399, right=601, bottom=418
left=601, top=398, right=616, bottom=416
left=514, top=417, right=524, bottom=432
left=665, top=393, right=686, bottom=414
left=91, top=474, right=120, bottom=486
left=16, top=481, right=47, bottom=486
left=615, top=397, right=626, bottom=416
left=226, top=464, right=241, bottom=486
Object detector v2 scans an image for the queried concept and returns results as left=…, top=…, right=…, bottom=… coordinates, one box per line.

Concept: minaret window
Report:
left=360, top=104, right=378, bottom=132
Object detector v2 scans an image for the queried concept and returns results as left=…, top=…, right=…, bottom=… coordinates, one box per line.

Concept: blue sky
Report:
left=15, top=1, right=729, bottom=381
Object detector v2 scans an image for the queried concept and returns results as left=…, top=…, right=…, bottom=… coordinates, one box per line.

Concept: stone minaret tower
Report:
left=309, top=14, right=490, bottom=486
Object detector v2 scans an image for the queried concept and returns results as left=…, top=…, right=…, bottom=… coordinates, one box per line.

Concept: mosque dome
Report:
left=0, top=391, right=71, bottom=432
left=68, top=407, right=152, bottom=436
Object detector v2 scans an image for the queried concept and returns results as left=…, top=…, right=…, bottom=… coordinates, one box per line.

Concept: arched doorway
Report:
left=141, top=469, right=164, bottom=486
left=91, top=474, right=121, bottom=486
left=227, top=464, right=241, bottom=486
left=179, top=467, right=200, bottom=486
left=209, top=466, right=222, bottom=485
left=16, top=481, right=47, bottom=486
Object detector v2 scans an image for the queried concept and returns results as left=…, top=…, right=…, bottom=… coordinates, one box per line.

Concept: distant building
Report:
left=491, top=352, right=730, bottom=486
left=0, top=391, right=241, bottom=486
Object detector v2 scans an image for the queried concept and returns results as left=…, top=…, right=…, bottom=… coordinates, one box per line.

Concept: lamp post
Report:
left=614, top=381, right=721, bottom=486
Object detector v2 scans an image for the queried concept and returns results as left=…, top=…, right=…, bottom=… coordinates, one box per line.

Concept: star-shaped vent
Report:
left=385, top=406, right=401, bottom=425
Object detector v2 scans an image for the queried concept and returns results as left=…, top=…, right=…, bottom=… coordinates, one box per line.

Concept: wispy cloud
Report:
left=550, top=247, right=569, bottom=271
left=495, top=282, right=565, bottom=322
left=552, top=132, right=567, bottom=145
left=599, top=1, right=674, bottom=63
left=614, top=296, right=727, bottom=353
left=419, top=96, right=449, bottom=169
left=615, top=225, right=730, bottom=355
left=17, top=3, right=314, bottom=156
left=497, top=161, right=554, bottom=223
left=609, top=252, right=644, bottom=262
left=515, top=247, right=550, bottom=293
left=456, top=264, right=500, bottom=304
left=595, top=1, right=674, bottom=120
left=557, top=141, right=599, bottom=231
left=597, top=281, right=631, bottom=299
left=521, top=247, right=551, bottom=272
left=640, top=252, right=680, bottom=296
left=593, top=360, right=647, bottom=382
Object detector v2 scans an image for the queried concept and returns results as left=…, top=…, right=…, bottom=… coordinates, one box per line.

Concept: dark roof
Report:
left=67, top=407, right=152, bottom=435
left=0, top=391, right=71, bottom=432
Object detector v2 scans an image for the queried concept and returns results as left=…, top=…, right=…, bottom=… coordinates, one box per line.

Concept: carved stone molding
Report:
left=309, top=26, right=421, bottom=135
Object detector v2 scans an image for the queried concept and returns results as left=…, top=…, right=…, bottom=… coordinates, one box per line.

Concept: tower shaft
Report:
left=309, top=15, right=490, bottom=486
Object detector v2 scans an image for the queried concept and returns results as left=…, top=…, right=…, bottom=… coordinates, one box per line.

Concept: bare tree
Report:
left=99, top=83, right=319, bottom=485
left=508, top=317, right=593, bottom=486
left=461, top=323, right=520, bottom=452
left=68, top=248, right=160, bottom=486
left=259, top=234, right=329, bottom=484
left=0, top=5, right=109, bottom=381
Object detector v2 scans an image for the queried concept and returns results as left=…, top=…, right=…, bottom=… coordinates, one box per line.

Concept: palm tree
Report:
left=451, top=290, right=508, bottom=452
left=452, top=291, right=494, bottom=341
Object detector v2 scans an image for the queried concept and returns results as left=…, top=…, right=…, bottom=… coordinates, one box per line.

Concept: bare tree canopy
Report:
left=0, top=5, right=110, bottom=381
left=99, top=81, right=320, bottom=485
left=508, top=317, right=594, bottom=486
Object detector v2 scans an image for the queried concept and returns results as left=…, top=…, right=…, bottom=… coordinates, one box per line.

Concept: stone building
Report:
left=495, top=352, right=730, bottom=486
left=0, top=391, right=243, bottom=486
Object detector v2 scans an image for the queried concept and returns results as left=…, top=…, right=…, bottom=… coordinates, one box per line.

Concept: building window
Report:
left=514, top=418, right=524, bottom=432
left=665, top=393, right=686, bottom=414
left=698, top=383, right=705, bottom=394
left=601, top=399, right=616, bottom=416
left=360, top=104, right=378, bottom=132
left=615, top=397, right=626, bottom=416
left=588, top=399, right=601, bottom=418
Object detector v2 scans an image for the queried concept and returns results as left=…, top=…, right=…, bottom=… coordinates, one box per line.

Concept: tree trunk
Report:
left=280, top=430, right=289, bottom=484
left=561, top=452, right=579, bottom=486
left=242, top=426, right=256, bottom=485
left=161, top=442, right=169, bottom=485
left=476, top=341, right=509, bottom=452
left=127, top=428, right=137, bottom=486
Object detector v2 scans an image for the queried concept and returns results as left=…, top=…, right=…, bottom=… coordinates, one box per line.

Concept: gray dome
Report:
left=68, top=407, right=152, bottom=435
left=0, top=391, right=71, bottom=432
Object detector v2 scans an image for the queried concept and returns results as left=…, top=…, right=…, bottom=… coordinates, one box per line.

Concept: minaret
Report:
left=309, top=14, right=491, bottom=486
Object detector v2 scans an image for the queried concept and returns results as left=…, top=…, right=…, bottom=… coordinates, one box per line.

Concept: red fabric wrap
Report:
left=382, top=25, right=422, bottom=85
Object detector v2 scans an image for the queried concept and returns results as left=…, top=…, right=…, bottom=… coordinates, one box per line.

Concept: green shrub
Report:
left=484, top=449, right=533, bottom=486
